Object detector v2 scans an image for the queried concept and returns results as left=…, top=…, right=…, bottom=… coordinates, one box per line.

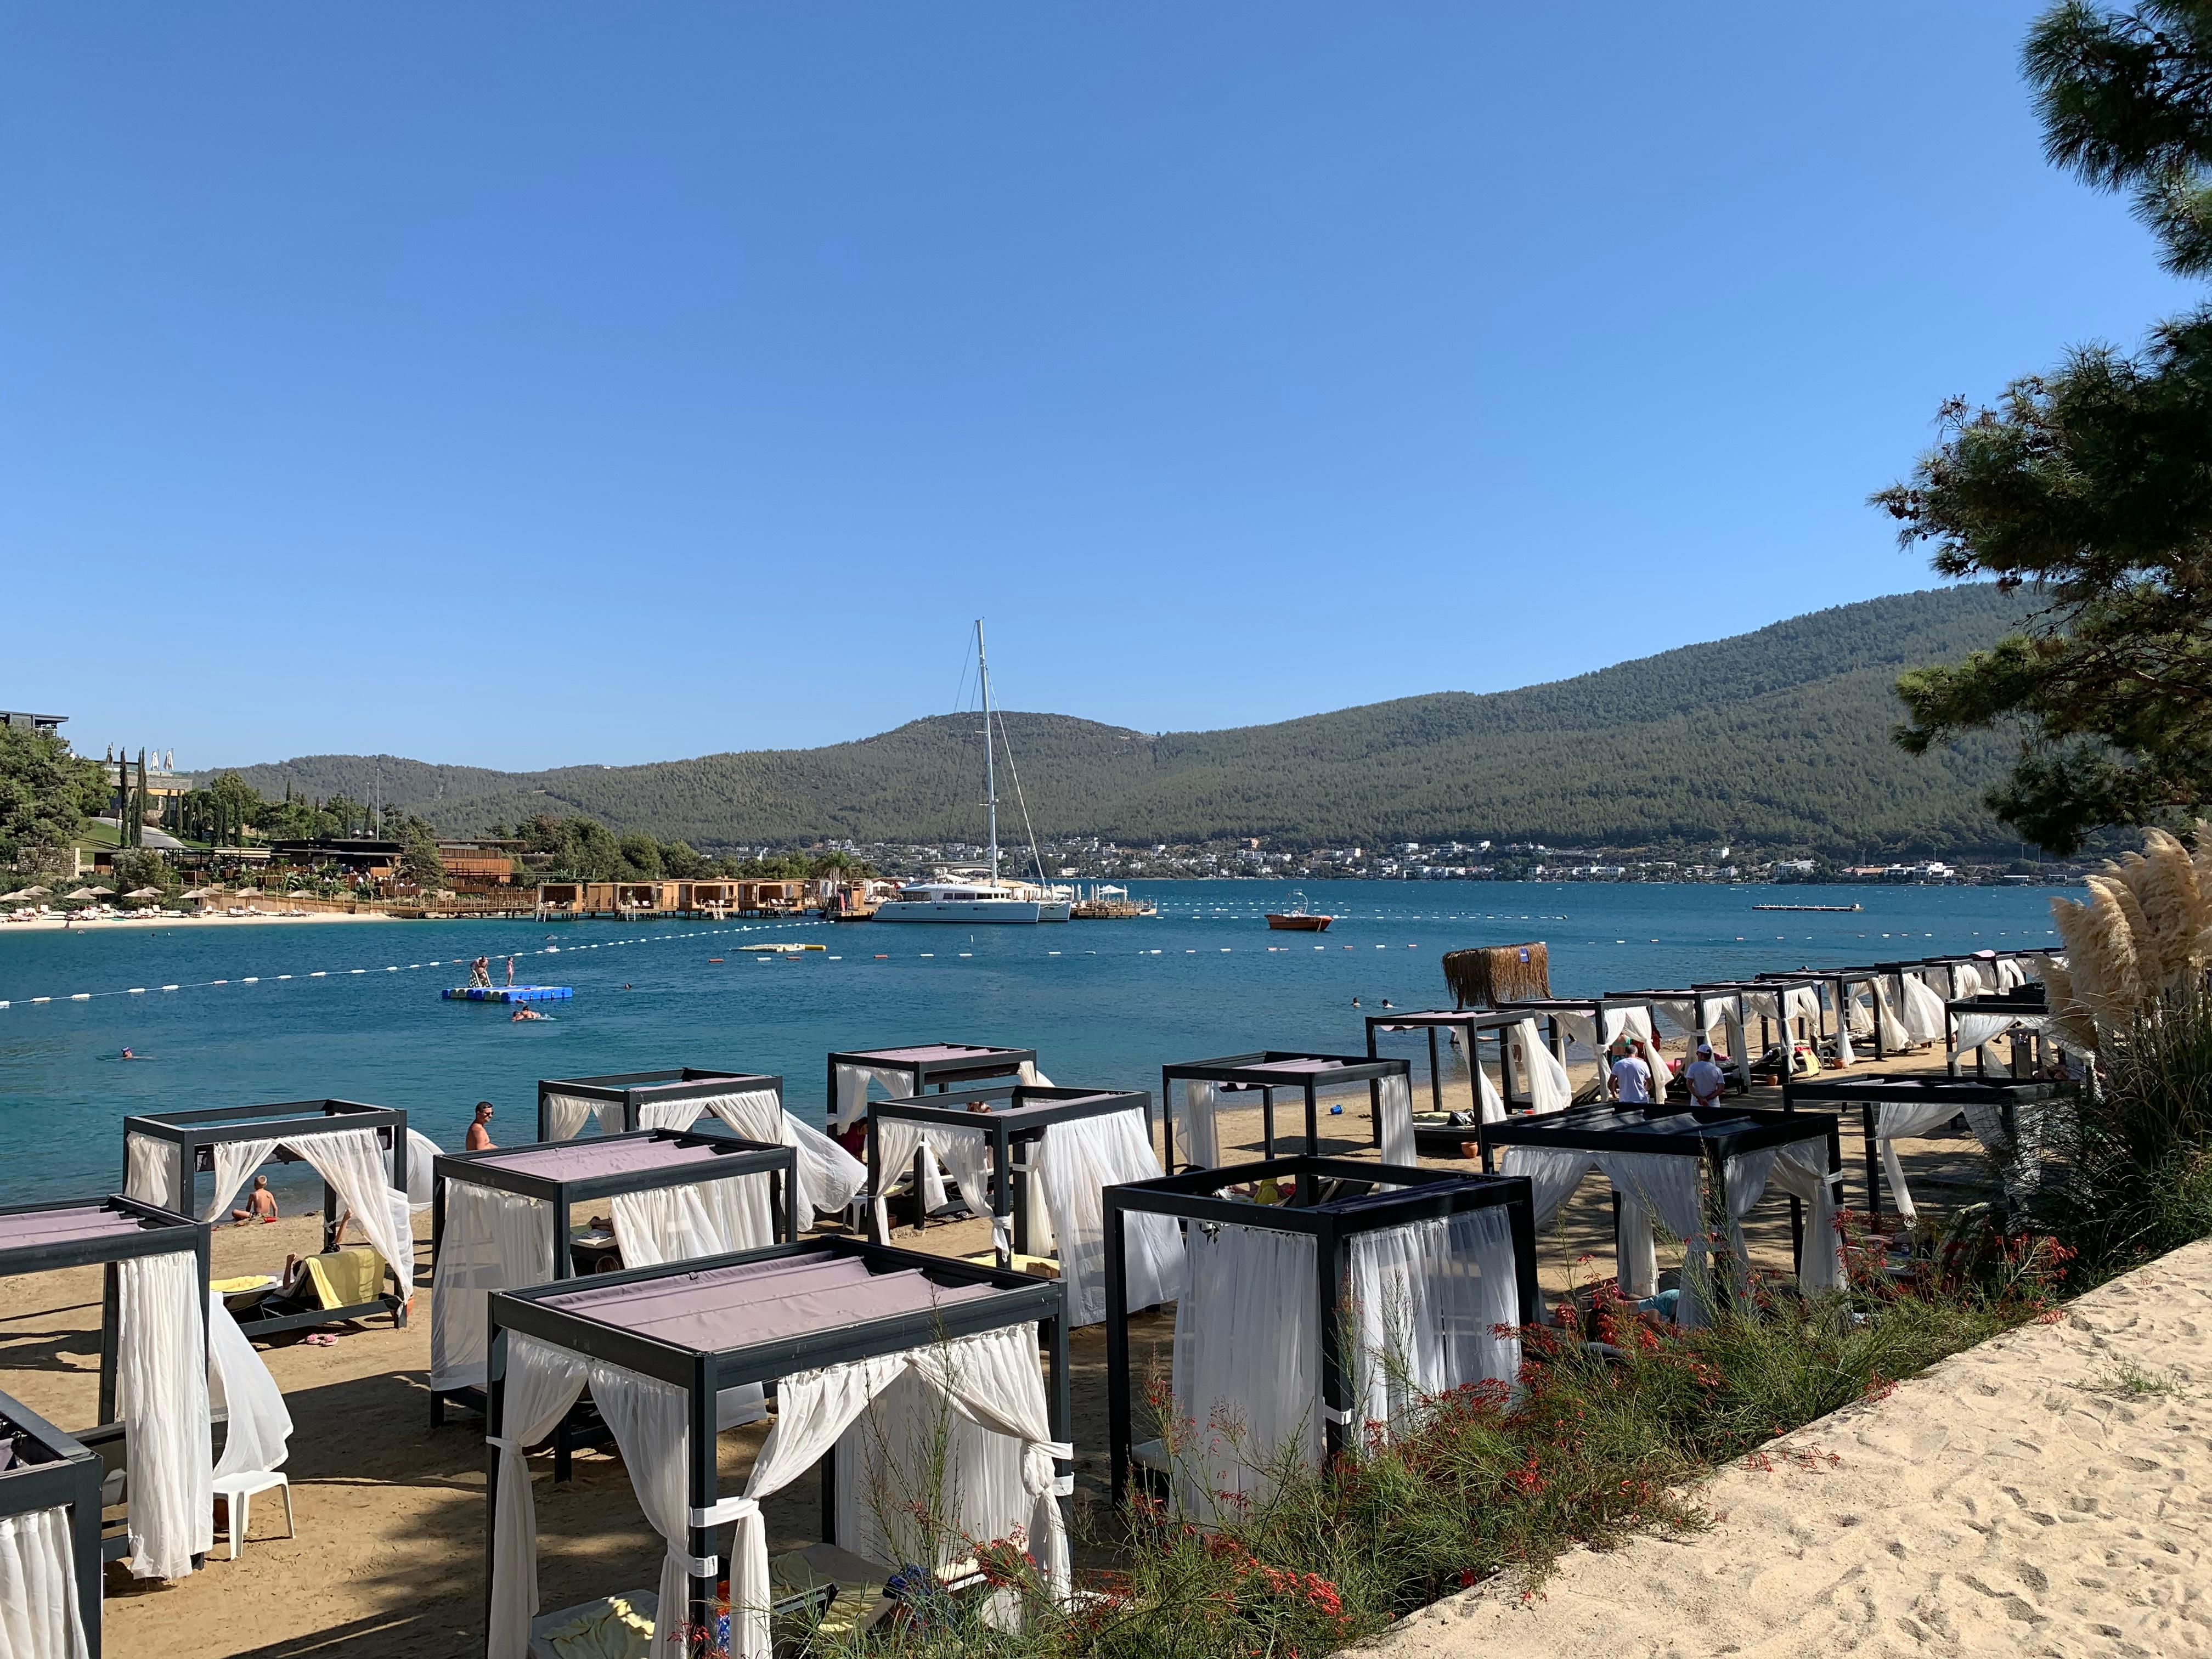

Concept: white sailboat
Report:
left=872, top=622, right=1074, bottom=924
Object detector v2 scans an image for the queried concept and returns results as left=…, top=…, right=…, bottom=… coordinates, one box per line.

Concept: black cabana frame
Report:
left=1945, top=985, right=2055, bottom=1080
left=864, top=1084, right=1152, bottom=1263
left=483, top=1237, right=1069, bottom=1648
left=1491, top=996, right=1662, bottom=1102
left=121, top=1098, right=410, bottom=1336
left=0, top=1388, right=106, bottom=1655
left=535, top=1068, right=784, bottom=1142
left=1601, top=989, right=1753, bottom=1094
left=1753, top=968, right=1893, bottom=1062
left=826, top=1042, right=1038, bottom=1132
left=1101, top=1156, right=1537, bottom=1505
left=427, top=1129, right=801, bottom=1427
left=1779, top=1070, right=2070, bottom=1227
left=1158, top=1051, right=1408, bottom=1167
left=0, top=1195, right=210, bottom=1576
left=1476, top=1102, right=1843, bottom=1302
left=1362, top=1010, right=1543, bottom=1154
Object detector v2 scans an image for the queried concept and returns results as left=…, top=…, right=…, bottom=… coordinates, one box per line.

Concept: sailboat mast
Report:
left=977, top=619, right=1000, bottom=884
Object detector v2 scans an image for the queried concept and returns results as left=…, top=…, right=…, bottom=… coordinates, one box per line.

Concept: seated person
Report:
left=230, top=1176, right=279, bottom=1226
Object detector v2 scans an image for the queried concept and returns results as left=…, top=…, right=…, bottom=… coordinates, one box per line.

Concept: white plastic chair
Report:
left=212, top=1470, right=294, bottom=1559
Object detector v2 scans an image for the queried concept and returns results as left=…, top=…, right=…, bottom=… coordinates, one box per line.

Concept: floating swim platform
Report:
left=737, top=943, right=826, bottom=953
left=443, top=985, right=574, bottom=1003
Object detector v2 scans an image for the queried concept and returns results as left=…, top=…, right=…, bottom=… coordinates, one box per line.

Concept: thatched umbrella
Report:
left=86, top=885, right=115, bottom=896
left=233, top=886, right=261, bottom=898
left=64, top=887, right=98, bottom=901
left=20, top=887, right=50, bottom=898
left=124, top=887, right=165, bottom=900
left=1441, top=941, right=1551, bottom=1009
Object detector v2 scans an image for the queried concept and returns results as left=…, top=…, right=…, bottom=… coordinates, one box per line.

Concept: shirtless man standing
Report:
left=465, top=1101, right=497, bottom=1152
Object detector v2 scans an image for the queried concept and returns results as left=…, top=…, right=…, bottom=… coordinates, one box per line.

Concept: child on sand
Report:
left=230, top=1176, right=279, bottom=1225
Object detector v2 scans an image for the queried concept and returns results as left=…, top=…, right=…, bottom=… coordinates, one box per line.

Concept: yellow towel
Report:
left=543, top=1595, right=654, bottom=1659
left=301, top=1247, right=386, bottom=1308
left=211, top=1274, right=277, bottom=1295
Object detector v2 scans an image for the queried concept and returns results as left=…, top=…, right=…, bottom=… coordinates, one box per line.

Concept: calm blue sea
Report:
left=0, top=880, right=2064, bottom=1203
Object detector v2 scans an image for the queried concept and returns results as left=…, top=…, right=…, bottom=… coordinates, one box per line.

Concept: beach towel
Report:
left=302, top=1247, right=386, bottom=1309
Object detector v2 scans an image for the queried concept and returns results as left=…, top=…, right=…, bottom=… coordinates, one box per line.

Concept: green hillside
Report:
left=227, top=585, right=2032, bottom=857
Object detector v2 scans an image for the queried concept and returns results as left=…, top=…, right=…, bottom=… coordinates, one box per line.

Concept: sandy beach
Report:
left=0, top=1043, right=2040, bottom=1659
left=1364, top=1240, right=2212, bottom=1658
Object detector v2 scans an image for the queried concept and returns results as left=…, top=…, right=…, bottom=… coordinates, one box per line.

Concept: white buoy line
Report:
left=0, top=918, right=834, bottom=1012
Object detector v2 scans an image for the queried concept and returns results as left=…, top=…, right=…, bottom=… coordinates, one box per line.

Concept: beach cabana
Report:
left=826, top=1042, right=1041, bottom=1136
left=0, top=1388, right=104, bottom=1657
left=537, top=1067, right=863, bottom=1226
left=1606, top=989, right=1752, bottom=1093
left=864, top=1082, right=1180, bottom=1323
left=121, top=1099, right=415, bottom=1338
left=1478, top=1103, right=1844, bottom=1323
left=1362, top=1009, right=1574, bottom=1145
left=1492, top=996, right=1670, bottom=1102
left=1947, top=984, right=2058, bottom=1079
left=0, top=1197, right=217, bottom=1586
left=538, top=1068, right=779, bottom=1141
left=1779, top=1072, right=2069, bottom=1224
left=1102, top=1158, right=1534, bottom=1507
left=1161, top=1051, right=1414, bottom=1169
left=427, top=1130, right=800, bottom=1428
left=483, top=1240, right=1070, bottom=1659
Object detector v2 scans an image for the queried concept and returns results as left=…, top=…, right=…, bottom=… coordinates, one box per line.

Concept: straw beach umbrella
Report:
left=124, top=887, right=163, bottom=900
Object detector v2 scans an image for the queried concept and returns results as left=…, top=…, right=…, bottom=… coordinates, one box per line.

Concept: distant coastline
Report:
left=0, top=910, right=394, bottom=934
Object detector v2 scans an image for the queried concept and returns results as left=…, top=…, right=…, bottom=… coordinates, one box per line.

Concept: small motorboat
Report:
left=1265, top=891, right=1334, bottom=932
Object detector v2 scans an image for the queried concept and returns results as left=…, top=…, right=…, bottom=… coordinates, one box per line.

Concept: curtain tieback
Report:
left=690, top=1497, right=760, bottom=1528
left=486, top=1436, right=518, bottom=1454
left=670, top=1545, right=719, bottom=1577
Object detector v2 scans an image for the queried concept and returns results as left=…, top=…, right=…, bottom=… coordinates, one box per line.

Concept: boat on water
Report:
left=1265, top=890, right=1335, bottom=932
left=1751, top=902, right=1864, bottom=913
left=873, top=621, right=1074, bottom=925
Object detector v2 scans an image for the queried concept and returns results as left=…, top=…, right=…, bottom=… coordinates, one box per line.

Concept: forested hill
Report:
left=228, top=585, right=2033, bottom=857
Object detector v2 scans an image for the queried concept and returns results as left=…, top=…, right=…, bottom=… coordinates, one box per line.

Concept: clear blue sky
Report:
left=1, top=3, right=2191, bottom=772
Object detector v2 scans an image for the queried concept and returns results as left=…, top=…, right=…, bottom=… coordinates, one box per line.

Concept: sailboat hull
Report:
left=872, top=899, right=1073, bottom=923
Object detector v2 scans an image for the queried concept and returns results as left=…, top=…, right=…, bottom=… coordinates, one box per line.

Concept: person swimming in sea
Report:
left=511, top=1006, right=547, bottom=1022
left=120, top=1047, right=140, bottom=1060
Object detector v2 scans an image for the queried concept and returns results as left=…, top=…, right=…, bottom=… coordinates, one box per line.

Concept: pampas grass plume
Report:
left=2079, top=876, right=2146, bottom=1025
left=2034, top=956, right=2099, bottom=1054
left=2136, top=828, right=2210, bottom=983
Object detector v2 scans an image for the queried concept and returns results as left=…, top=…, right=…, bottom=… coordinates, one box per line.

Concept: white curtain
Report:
left=636, top=1097, right=706, bottom=1133
left=200, top=1139, right=280, bottom=1223
left=1170, top=1077, right=1220, bottom=1168
left=1894, top=974, right=1948, bottom=1046
left=1592, top=1149, right=1709, bottom=1325
left=834, top=1368, right=1024, bottom=1573
left=122, top=1133, right=180, bottom=1212
left=929, top=1130, right=999, bottom=1253
left=430, top=1182, right=552, bottom=1392
left=1613, top=1183, right=1659, bottom=1299
left=487, top=1336, right=591, bottom=1659
left=1767, top=1142, right=1844, bottom=1294
left=291, top=1131, right=415, bottom=1295
left=1717, top=1148, right=1778, bottom=1307
left=1473, top=1046, right=1507, bottom=1122
left=729, top=1328, right=1063, bottom=1659
left=1954, top=1010, right=2046, bottom=1056
left=1347, top=1207, right=1521, bottom=1436
left=543, top=1091, right=623, bottom=1141
left=1506, top=1020, right=1571, bottom=1115
left=1016, top=1061, right=1055, bottom=1088
left=697, top=1090, right=866, bottom=1221
left=1497, top=1146, right=1598, bottom=1233
left=868, top=1120, right=956, bottom=1241
left=1719, top=1001, right=1750, bottom=1080
left=1833, top=985, right=1858, bottom=1066
left=1995, top=956, right=2028, bottom=992
left=397, top=1130, right=442, bottom=1212
left=1874, top=1098, right=1967, bottom=1220
left=725, top=1352, right=907, bottom=1659
left=584, top=1361, right=697, bottom=1659
left=0, top=1506, right=88, bottom=1659
left=1171, top=1223, right=1319, bottom=1511
left=833, top=1064, right=916, bottom=1132
left=117, top=1251, right=212, bottom=1580
left=1032, top=1110, right=1182, bottom=1325
left=610, top=1175, right=775, bottom=1270
left=207, top=1296, right=291, bottom=1480
left=1375, top=1073, right=1416, bottom=1163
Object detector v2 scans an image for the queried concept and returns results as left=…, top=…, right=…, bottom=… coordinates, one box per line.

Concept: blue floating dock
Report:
left=442, top=985, right=574, bottom=1003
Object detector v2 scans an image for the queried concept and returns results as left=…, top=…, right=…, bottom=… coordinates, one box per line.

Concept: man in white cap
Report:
left=1684, top=1041, right=1728, bottom=1108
